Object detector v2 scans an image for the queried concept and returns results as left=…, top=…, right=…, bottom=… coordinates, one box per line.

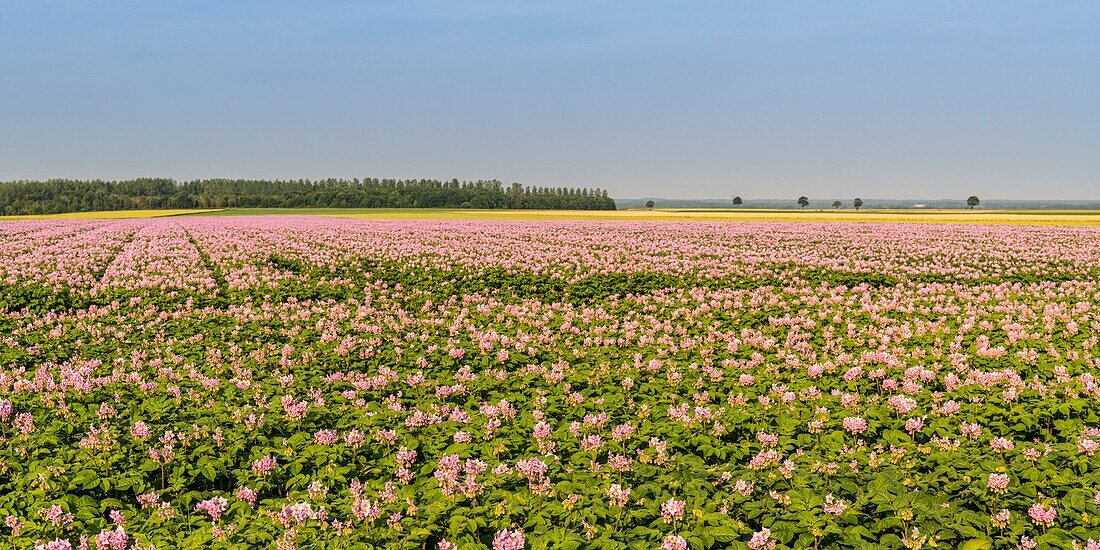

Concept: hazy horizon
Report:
left=2, top=1, right=1098, bottom=200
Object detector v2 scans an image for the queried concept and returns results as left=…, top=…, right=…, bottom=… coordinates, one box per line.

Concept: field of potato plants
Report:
left=2, top=216, right=1100, bottom=549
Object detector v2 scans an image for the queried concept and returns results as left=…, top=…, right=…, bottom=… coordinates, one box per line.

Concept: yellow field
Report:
left=323, top=208, right=1100, bottom=226
left=0, top=209, right=221, bottom=220
left=3, top=208, right=1100, bottom=226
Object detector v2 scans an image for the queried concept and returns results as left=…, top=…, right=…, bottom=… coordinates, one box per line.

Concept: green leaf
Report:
left=706, top=527, right=740, bottom=543
left=960, top=539, right=992, bottom=550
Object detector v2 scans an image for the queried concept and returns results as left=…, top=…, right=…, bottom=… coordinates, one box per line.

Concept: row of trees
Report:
left=796, top=196, right=866, bottom=210
left=795, top=196, right=981, bottom=210
left=829, top=198, right=863, bottom=210
left=0, top=178, right=617, bottom=215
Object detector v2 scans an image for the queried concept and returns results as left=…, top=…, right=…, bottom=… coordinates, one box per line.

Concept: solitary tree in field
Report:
left=854, top=197, right=864, bottom=210
left=732, top=196, right=742, bottom=207
left=832, top=200, right=842, bottom=209
left=798, top=196, right=809, bottom=210
left=645, top=200, right=655, bottom=210
left=967, top=196, right=980, bottom=209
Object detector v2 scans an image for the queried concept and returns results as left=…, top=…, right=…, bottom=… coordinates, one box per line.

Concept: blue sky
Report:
left=2, top=1, right=1098, bottom=199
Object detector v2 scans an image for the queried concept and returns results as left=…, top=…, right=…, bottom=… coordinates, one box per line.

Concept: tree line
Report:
left=0, top=178, right=618, bottom=215
left=747, top=196, right=977, bottom=210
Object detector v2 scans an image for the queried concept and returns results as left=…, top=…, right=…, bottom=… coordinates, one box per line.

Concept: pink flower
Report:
left=251, top=455, right=277, bottom=476
left=13, top=413, right=34, bottom=435
left=194, top=497, right=228, bottom=521
left=277, top=502, right=319, bottom=526
left=374, top=429, right=398, bottom=445
left=136, top=493, right=161, bottom=509
left=937, top=400, right=960, bottom=416
left=606, top=484, right=631, bottom=507
left=748, top=528, right=776, bottom=550
left=235, top=487, right=258, bottom=507
left=842, top=417, right=867, bottom=434
left=1078, top=437, right=1099, bottom=456
left=959, top=422, right=982, bottom=439
left=38, top=505, right=73, bottom=527
left=492, top=529, right=525, bottom=550
left=395, top=446, right=418, bottom=467
left=93, top=527, right=128, bottom=550
left=343, top=429, right=366, bottom=448
left=661, top=535, right=688, bottom=550
left=352, top=498, right=381, bottom=521
left=606, top=453, right=632, bottom=472
left=4, top=515, right=26, bottom=536
left=280, top=396, right=309, bottom=421
left=1028, top=503, right=1056, bottom=527
left=822, top=493, right=848, bottom=515
left=581, top=434, right=603, bottom=453
left=757, top=432, right=778, bottom=447
left=886, top=394, right=917, bottom=415
left=987, top=473, right=1010, bottom=494
left=313, top=429, right=338, bottom=445
left=611, top=423, right=635, bottom=442
left=34, top=539, right=72, bottom=550
left=434, top=454, right=487, bottom=498
left=308, top=481, right=328, bottom=501
left=130, top=421, right=151, bottom=441
left=904, top=417, right=925, bottom=434
left=661, top=498, right=686, bottom=523
left=732, top=480, right=754, bottom=496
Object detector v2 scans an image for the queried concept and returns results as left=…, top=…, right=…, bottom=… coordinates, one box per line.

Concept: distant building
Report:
left=913, top=204, right=926, bottom=208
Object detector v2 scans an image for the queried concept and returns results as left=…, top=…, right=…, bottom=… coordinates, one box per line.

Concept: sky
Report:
left=1, top=1, right=1098, bottom=200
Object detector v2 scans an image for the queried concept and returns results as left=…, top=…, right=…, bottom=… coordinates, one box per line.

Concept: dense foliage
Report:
left=0, top=179, right=616, bottom=215
left=2, top=218, right=1100, bottom=549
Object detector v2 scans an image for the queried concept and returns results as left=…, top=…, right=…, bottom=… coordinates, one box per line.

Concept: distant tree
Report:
left=832, top=200, right=842, bottom=209
left=798, top=196, right=809, bottom=210
left=645, top=200, right=655, bottom=210
left=967, top=196, right=980, bottom=209
left=732, top=196, right=742, bottom=207
left=853, top=197, right=864, bottom=210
